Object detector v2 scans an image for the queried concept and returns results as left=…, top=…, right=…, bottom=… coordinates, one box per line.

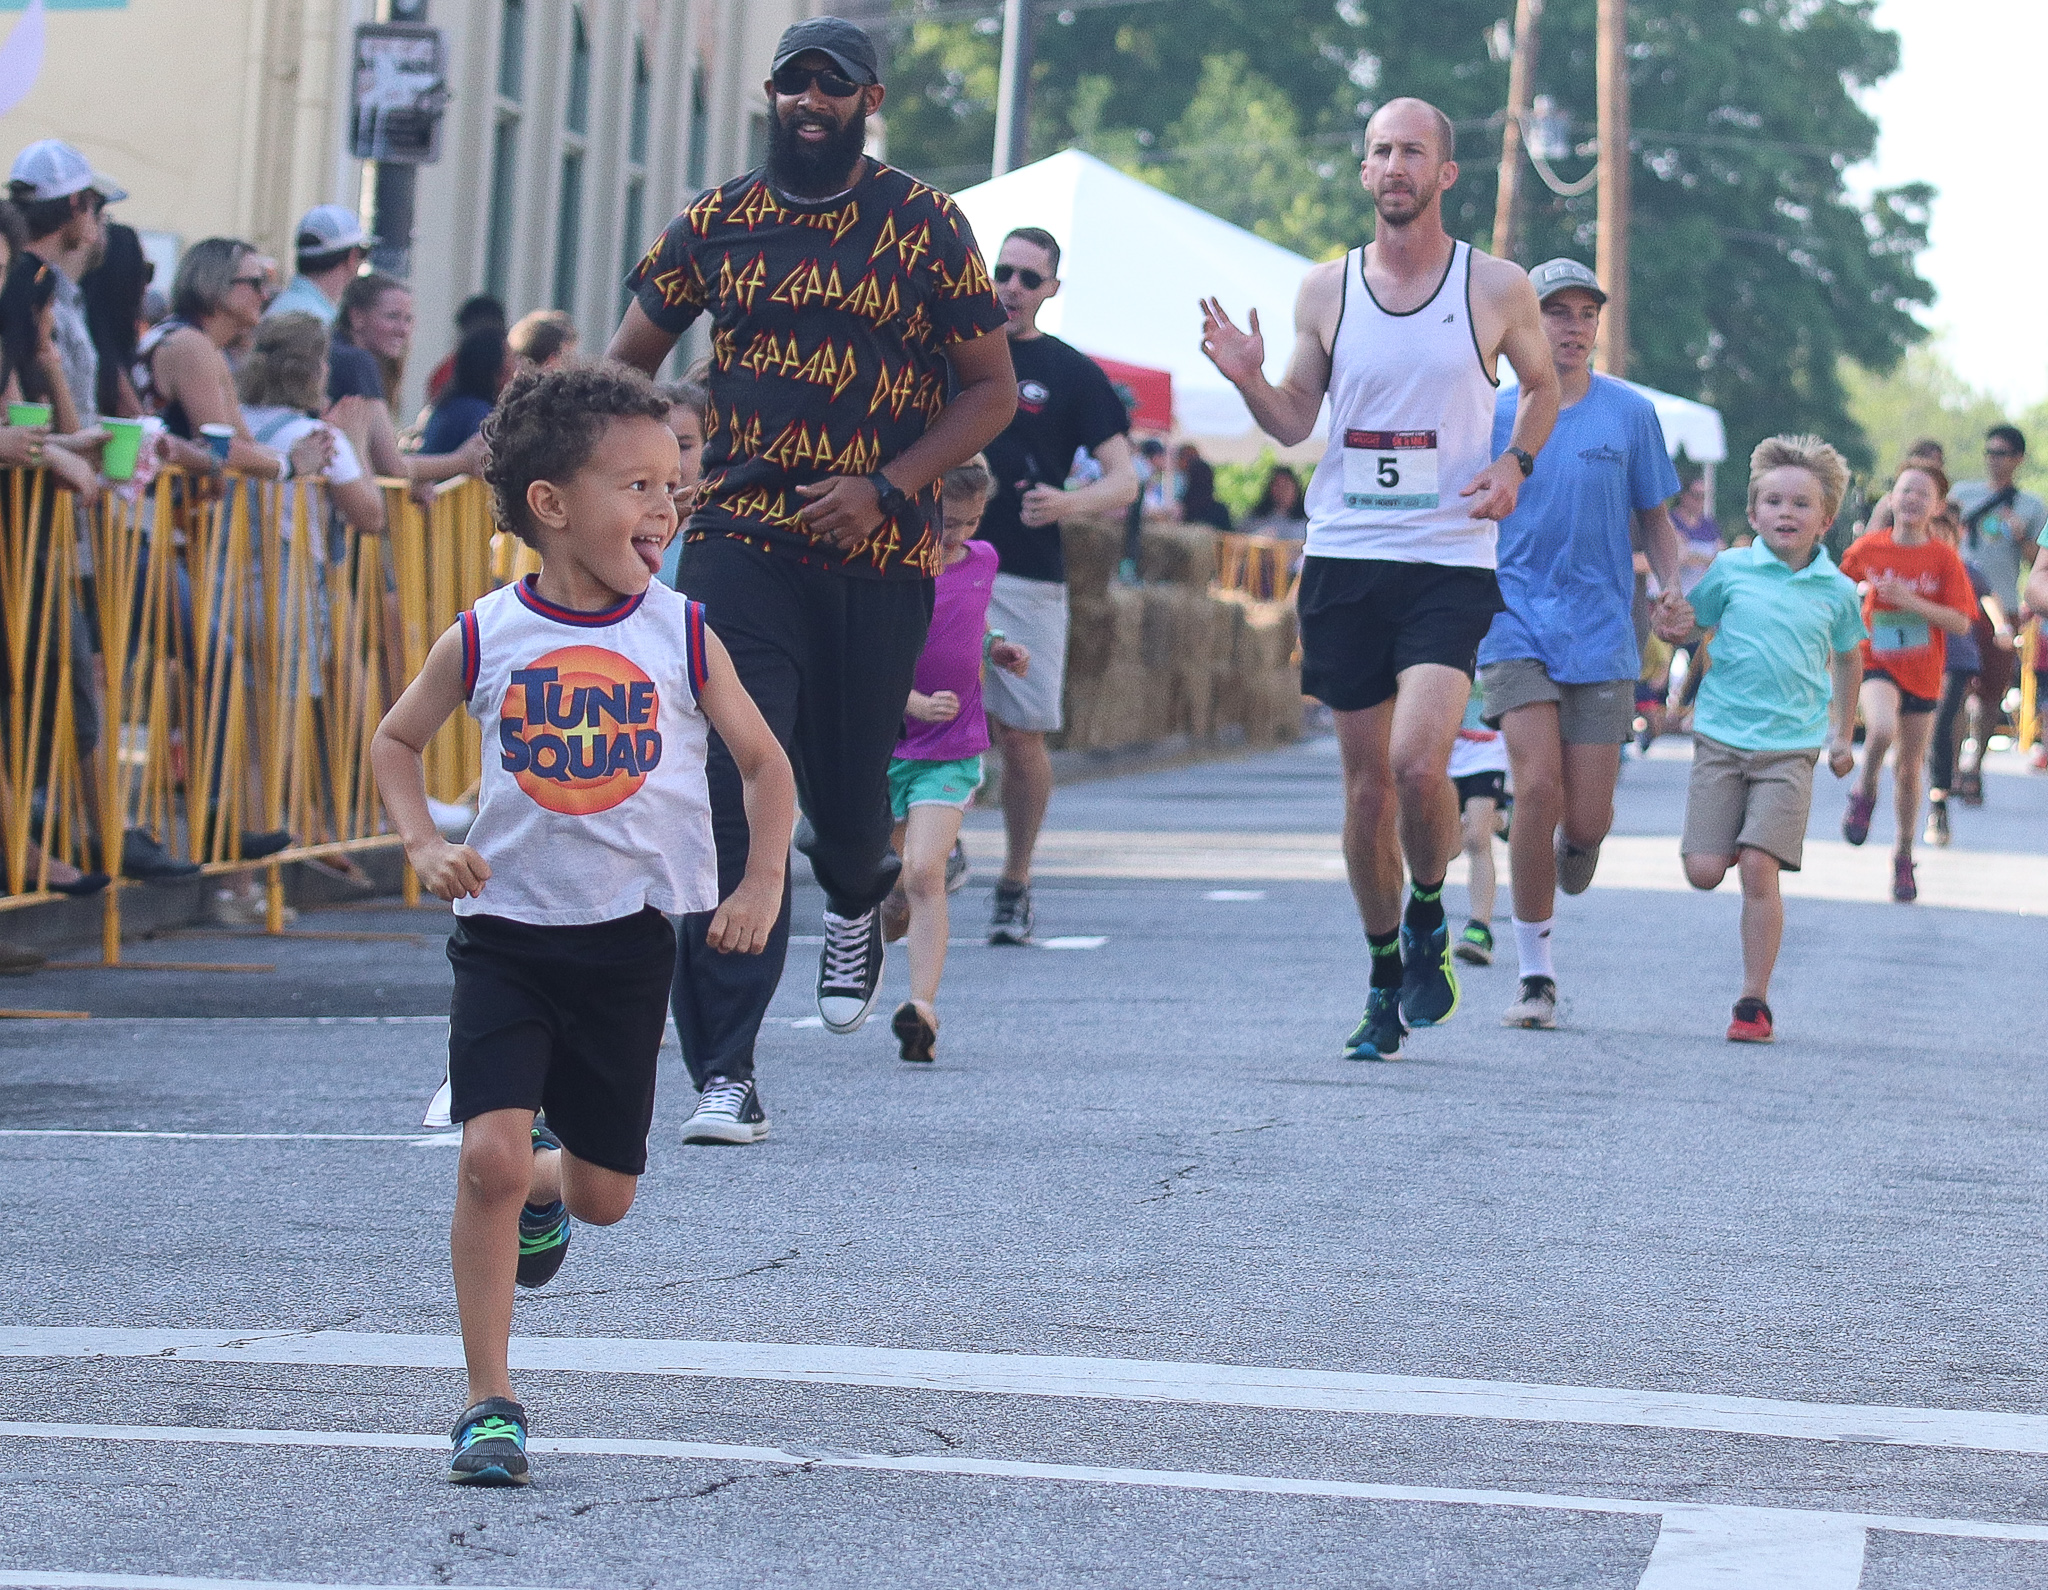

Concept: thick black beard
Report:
left=766, top=102, right=868, bottom=198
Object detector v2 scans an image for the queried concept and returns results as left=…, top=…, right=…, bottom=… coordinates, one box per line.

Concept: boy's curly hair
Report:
left=481, top=362, right=674, bottom=543
left=1747, top=434, right=1849, bottom=525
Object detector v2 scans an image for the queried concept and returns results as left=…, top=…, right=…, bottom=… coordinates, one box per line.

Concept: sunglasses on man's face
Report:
left=1987, top=447, right=2019, bottom=460
left=993, top=264, right=1049, bottom=290
left=772, top=63, right=863, bottom=99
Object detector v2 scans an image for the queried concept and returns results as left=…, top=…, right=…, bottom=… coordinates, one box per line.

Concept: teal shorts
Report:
left=888, top=754, right=984, bottom=818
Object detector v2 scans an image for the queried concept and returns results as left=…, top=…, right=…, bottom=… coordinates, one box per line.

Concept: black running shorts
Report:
left=1298, top=557, right=1504, bottom=712
left=1862, top=666, right=1937, bottom=715
left=1453, top=770, right=1508, bottom=811
left=446, top=908, right=676, bottom=1176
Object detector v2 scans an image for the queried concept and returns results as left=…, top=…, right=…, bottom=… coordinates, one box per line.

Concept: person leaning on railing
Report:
left=134, top=237, right=333, bottom=482
left=237, top=312, right=384, bottom=539
left=333, top=271, right=485, bottom=503
left=0, top=246, right=105, bottom=503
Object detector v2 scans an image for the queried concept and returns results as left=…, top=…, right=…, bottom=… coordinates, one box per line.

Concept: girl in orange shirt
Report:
left=1838, top=462, right=1977, bottom=902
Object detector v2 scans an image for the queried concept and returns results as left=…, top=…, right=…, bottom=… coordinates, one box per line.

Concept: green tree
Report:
left=874, top=0, right=1931, bottom=515
left=1842, top=346, right=2048, bottom=498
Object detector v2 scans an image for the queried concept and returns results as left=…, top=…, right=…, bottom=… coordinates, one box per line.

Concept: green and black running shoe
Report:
left=1399, top=921, right=1461, bottom=1029
left=450, top=1396, right=530, bottom=1486
left=516, top=1122, right=569, bottom=1290
left=1342, top=987, right=1406, bottom=1061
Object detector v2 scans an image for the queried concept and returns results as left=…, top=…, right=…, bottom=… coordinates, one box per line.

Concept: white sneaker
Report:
left=817, top=908, right=884, bottom=1033
left=681, top=1076, right=768, bottom=1145
left=1502, top=975, right=1558, bottom=1029
left=1555, top=835, right=1601, bottom=896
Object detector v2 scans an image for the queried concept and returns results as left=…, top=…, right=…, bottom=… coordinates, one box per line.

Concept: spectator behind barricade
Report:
left=80, top=220, right=148, bottom=418
left=424, top=294, right=506, bottom=408
left=237, top=313, right=384, bottom=539
left=267, top=205, right=372, bottom=330
left=507, top=308, right=577, bottom=370
left=134, top=237, right=332, bottom=481
left=419, top=324, right=510, bottom=456
left=655, top=362, right=711, bottom=589
left=0, top=254, right=103, bottom=499
left=1671, top=475, right=1720, bottom=596
left=9, top=140, right=121, bottom=460
left=1175, top=443, right=1233, bottom=531
left=1240, top=465, right=1309, bottom=539
left=335, top=272, right=413, bottom=422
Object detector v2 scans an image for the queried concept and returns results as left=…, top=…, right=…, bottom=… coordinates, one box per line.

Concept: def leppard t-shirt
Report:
left=977, top=332, right=1130, bottom=584
left=627, top=161, right=1008, bottom=580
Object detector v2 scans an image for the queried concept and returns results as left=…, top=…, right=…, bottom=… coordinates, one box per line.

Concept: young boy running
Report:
left=1448, top=679, right=1509, bottom=966
left=371, top=365, right=796, bottom=1487
left=881, top=457, right=1030, bottom=1061
left=1654, top=435, right=1865, bottom=1044
left=1837, top=462, right=1976, bottom=902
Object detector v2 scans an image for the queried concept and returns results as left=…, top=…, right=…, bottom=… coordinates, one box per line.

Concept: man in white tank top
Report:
left=1200, top=97, right=1560, bottom=1063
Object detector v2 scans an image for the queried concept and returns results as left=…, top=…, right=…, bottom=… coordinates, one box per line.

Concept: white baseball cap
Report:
left=294, top=203, right=376, bottom=255
left=8, top=139, right=127, bottom=204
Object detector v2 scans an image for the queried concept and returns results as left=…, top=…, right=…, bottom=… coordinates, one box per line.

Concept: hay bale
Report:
left=1139, top=521, right=1218, bottom=589
left=1058, top=513, right=1123, bottom=600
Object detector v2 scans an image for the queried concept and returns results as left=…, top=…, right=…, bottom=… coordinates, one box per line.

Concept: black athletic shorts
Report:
left=1454, top=770, right=1509, bottom=811
left=446, top=907, right=676, bottom=1176
left=1298, top=556, right=1504, bottom=712
left=1863, top=667, right=1937, bottom=715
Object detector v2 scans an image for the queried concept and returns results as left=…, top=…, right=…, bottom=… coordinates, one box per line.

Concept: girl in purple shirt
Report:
left=881, top=457, right=1030, bottom=1062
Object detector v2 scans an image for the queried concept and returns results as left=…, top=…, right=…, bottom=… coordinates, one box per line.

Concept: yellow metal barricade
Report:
left=2019, top=618, right=2039, bottom=755
left=1211, top=532, right=1301, bottom=606
left=0, top=465, right=503, bottom=955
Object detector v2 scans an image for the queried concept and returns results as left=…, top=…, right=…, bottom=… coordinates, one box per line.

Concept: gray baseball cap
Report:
left=295, top=204, right=376, bottom=255
left=8, top=140, right=126, bottom=205
left=772, top=17, right=880, bottom=85
left=1528, top=257, right=1607, bottom=305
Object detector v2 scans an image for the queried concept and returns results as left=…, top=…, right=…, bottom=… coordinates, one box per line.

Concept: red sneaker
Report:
left=1727, top=997, right=1774, bottom=1044
left=1892, top=850, right=1917, bottom=903
left=1842, top=790, right=1876, bottom=846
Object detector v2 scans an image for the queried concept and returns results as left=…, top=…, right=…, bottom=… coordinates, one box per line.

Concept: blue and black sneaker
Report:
left=516, top=1122, right=569, bottom=1290
left=450, top=1396, right=530, bottom=1486
left=1399, top=921, right=1461, bottom=1028
left=1342, top=987, right=1406, bottom=1061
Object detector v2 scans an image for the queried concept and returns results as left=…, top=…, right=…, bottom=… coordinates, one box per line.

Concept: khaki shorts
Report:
left=1681, top=733, right=1819, bottom=871
left=1480, top=658, right=1635, bottom=745
left=983, top=572, right=1069, bottom=733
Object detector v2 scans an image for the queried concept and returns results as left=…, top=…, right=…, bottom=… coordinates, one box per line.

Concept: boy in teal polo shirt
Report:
left=1655, top=435, right=1866, bottom=1044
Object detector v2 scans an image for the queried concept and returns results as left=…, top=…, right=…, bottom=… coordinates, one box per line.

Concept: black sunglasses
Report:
left=772, top=63, right=863, bottom=99
left=993, top=264, right=1049, bottom=290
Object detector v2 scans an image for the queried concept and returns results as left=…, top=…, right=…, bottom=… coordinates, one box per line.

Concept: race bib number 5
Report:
left=1343, top=429, right=1440, bottom=510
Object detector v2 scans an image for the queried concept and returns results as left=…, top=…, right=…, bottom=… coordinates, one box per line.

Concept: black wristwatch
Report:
left=867, top=470, right=912, bottom=517
left=1507, top=446, right=1536, bottom=478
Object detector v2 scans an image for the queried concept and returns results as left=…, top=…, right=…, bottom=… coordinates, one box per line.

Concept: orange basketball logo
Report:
left=498, top=645, right=662, bottom=815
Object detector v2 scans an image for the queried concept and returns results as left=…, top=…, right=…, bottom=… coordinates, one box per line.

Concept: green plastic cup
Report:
left=102, top=417, right=143, bottom=481
left=7, top=402, right=51, bottom=428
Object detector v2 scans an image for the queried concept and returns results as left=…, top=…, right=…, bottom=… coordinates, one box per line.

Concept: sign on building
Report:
left=350, top=22, right=449, bottom=165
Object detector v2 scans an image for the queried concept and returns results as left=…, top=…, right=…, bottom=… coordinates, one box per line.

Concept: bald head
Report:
left=1368, top=97, right=1456, bottom=164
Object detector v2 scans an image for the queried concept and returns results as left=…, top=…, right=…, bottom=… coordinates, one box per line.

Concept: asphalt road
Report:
left=3, top=734, right=2044, bottom=1589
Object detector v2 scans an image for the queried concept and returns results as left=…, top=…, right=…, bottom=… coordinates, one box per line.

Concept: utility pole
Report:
left=992, top=0, right=1035, bottom=176
left=1490, top=0, right=1542, bottom=263
left=1594, top=0, right=1630, bottom=376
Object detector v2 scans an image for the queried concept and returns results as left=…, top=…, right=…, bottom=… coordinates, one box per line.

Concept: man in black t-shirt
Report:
left=977, top=227, right=1136, bottom=945
left=609, top=15, right=1016, bottom=1145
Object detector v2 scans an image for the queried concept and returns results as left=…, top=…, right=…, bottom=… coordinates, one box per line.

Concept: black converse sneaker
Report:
left=681, top=1076, right=768, bottom=1145
left=988, top=880, right=1034, bottom=945
left=817, top=908, right=884, bottom=1032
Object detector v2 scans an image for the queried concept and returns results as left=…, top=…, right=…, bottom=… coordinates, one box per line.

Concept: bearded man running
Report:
left=1200, top=97, right=1559, bottom=1061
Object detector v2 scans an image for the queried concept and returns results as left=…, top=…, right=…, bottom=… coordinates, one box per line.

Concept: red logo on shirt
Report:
left=498, top=646, right=661, bottom=815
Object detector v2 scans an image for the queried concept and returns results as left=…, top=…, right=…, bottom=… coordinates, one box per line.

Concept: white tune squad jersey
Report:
left=457, top=575, right=718, bottom=926
left=1303, top=240, right=1502, bottom=568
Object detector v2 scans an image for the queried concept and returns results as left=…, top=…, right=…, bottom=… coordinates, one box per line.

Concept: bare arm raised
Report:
left=1198, top=261, right=1341, bottom=448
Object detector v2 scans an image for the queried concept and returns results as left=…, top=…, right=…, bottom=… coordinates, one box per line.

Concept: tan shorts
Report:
left=1681, top=734, right=1819, bottom=871
left=1480, top=658, right=1634, bottom=744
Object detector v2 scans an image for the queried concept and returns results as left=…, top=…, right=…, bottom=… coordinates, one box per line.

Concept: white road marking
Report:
left=0, top=1130, right=458, bottom=1146
left=3, top=1419, right=2044, bottom=1583
left=1637, top=1506, right=1869, bottom=1589
left=7, top=1328, right=2048, bottom=1456
left=1203, top=889, right=1267, bottom=901
left=0, top=1575, right=551, bottom=1590
left=1039, top=936, right=1107, bottom=950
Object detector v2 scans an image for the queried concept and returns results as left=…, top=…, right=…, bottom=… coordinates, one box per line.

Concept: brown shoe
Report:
left=0, top=940, right=45, bottom=976
left=880, top=887, right=910, bottom=944
left=891, top=1000, right=938, bottom=1063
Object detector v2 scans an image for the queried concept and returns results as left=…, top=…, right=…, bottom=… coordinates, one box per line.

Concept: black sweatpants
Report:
left=671, top=534, right=932, bottom=1087
left=1928, top=667, right=1974, bottom=793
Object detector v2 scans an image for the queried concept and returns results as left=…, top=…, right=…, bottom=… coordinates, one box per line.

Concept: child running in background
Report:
left=1448, top=679, right=1510, bottom=967
left=1654, top=435, right=1865, bottom=1045
left=372, top=365, right=795, bottom=1487
left=880, top=456, right=1029, bottom=1063
left=1837, top=461, right=1976, bottom=902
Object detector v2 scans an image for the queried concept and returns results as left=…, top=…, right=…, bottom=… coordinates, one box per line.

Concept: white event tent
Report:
left=954, top=149, right=1316, bottom=442
left=954, top=148, right=1728, bottom=482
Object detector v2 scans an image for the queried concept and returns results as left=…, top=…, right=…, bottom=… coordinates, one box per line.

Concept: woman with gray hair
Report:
left=134, top=236, right=332, bottom=480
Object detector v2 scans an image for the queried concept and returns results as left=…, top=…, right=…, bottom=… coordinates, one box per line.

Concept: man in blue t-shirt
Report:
left=1478, top=259, right=1683, bottom=1029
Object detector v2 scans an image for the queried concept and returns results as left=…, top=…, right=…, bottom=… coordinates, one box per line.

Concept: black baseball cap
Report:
left=772, top=17, right=880, bottom=86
